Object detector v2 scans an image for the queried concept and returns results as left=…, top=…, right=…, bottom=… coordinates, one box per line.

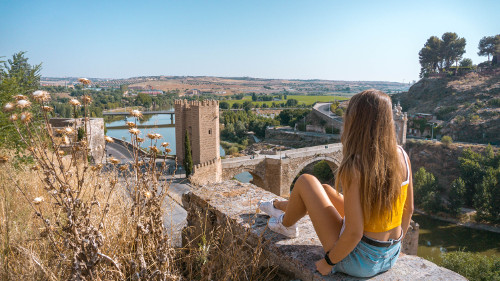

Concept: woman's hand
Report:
left=315, top=258, right=333, bottom=275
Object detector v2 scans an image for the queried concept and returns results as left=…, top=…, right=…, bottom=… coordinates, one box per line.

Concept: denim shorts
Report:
left=331, top=236, right=401, bottom=278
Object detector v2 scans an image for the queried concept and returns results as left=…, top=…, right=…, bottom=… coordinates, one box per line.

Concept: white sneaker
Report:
left=258, top=199, right=284, bottom=218
left=268, top=214, right=298, bottom=238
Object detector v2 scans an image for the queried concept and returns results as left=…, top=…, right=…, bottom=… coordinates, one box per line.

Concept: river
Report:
left=412, top=213, right=499, bottom=263
left=105, top=112, right=225, bottom=157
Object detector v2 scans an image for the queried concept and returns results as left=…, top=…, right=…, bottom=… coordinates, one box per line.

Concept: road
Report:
left=105, top=142, right=134, bottom=162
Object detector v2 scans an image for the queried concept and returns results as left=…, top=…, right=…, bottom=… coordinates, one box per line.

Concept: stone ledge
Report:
left=182, top=180, right=466, bottom=281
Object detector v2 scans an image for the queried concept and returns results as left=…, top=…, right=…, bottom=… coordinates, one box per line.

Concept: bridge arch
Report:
left=222, top=167, right=265, bottom=187
left=285, top=155, right=340, bottom=191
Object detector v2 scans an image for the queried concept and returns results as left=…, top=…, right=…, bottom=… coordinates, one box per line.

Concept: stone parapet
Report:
left=182, top=181, right=466, bottom=281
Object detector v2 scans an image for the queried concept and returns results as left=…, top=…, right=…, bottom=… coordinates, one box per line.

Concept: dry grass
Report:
left=0, top=92, right=273, bottom=280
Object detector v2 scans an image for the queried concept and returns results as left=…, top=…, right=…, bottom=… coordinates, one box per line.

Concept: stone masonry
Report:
left=393, top=102, right=408, bottom=145
left=49, top=118, right=105, bottom=162
left=182, top=181, right=465, bottom=281
left=174, top=100, right=220, bottom=166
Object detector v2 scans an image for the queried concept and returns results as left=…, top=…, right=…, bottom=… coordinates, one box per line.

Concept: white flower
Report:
left=69, top=99, right=81, bottom=106
left=3, top=103, right=14, bottom=112
left=32, top=90, right=51, bottom=102
left=17, top=99, right=31, bottom=109
left=33, top=197, right=44, bottom=204
left=130, top=110, right=143, bottom=118
left=14, top=95, right=27, bottom=100
left=129, top=128, right=140, bottom=135
left=20, top=112, right=32, bottom=123
left=64, top=127, right=75, bottom=135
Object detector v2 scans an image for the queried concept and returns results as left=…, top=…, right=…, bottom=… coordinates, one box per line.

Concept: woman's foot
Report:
left=258, top=199, right=284, bottom=218
left=268, top=214, right=298, bottom=238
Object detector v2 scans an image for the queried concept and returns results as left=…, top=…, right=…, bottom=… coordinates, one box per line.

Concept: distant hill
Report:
left=41, top=76, right=410, bottom=96
left=393, top=72, right=500, bottom=144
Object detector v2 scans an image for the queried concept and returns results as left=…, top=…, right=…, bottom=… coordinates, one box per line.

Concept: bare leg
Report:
left=274, top=183, right=345, bottom=218
left=277, top=174, right=344, bottom=250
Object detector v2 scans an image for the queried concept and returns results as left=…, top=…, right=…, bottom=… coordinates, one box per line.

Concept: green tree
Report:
left=459, top=58, right=473, bottom=68
left=219, top=101, right=229, bottom=109
left=441, top=135, right=453, bottom=147
left=231, top=103, right=241, bottom=109
left=413, top=167, right=442, bottom=213
left=419, top=36, right=442, bottom=77
left=441, top=32, right=466, bottom=72
left=242, top=101, right=253, bottom=112
left=135, top=93, right=152, bottom=108
left=184, top=130, right=193, bottom=177
left=448, top=178, right=466, bottom=216
left=286, top=98, right=298, bottom=107
left=477, top=35, right=500, bottom=62
left=312, top=160, right=334, bottom=183
left=0, top=52, right=41, bottom=148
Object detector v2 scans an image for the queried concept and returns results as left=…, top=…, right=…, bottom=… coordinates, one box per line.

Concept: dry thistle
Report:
left=129, top=128, right=140, bottom=135
left=69, top=99, right=81, bottom=106
left=119, top=165, right=128, bottom=171
left=82, top=95, right=92, bottom=104
left=63, top=135, right=70, bottom=145
left=109, top=157, right=120, bottom=164
left=41, top=105, right=54, bottom=112
left=32, top=90, right=51, bottom=102
left=9, top=114, right=18, bottom=122
left=0, top=155, right=8, bottom=164
left=3, top=102, right=15, bottom=112
left=165, top=148, right=172, bottom=154
left=57, top=150, right=65, bottom=156
left=20, top=112, right=32, bottom=123
left=14, top=94, right=27, bottom=100
left=161, top=142, right=170, bottom=148
left=17, top=99, right=31, bottom=109
left=33, top=197, right=44, bottom=204
left=78, top=78, right=91, bottom=85
left=144, top=191, right=152, bottom=199
left=91, top=163, right=103, bottom=171
left=149, top=146, right=159, bottom=154
left=130, top=109, right=143, bottom=118
left=126, top=121, right=136, bottom=128
left=64, top=126, right=75, bottom=135
left=137, top=137, right=145, bottom=143
left=104, top=136, right=114, bottom=143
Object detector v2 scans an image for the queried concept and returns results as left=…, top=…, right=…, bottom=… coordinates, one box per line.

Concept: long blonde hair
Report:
left=335, top=89, right=404, bottom=222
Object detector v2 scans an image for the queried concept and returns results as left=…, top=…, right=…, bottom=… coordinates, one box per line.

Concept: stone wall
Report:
left=182, top=181, right=465, bottom=281
left=189, top=158, right=222, bottom=185
left=49, top=118, right=105, bottom=163
left=265, top=127, right=340, bottom=147
left=174, top=100, right=220, bottom=166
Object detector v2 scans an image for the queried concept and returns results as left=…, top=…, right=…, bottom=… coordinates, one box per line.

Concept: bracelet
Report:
left=324, top=251, right=336, bottom=266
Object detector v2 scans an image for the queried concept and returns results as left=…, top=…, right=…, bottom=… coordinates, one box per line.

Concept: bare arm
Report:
left=401, top=159, right=414, bottom=238
left=316, top=171, right=364, bottom=275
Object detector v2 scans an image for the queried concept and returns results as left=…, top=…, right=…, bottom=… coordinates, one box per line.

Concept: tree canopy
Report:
left=477, top=35, right=500, bottom=61
left=418, top=32, right=466, bottom=77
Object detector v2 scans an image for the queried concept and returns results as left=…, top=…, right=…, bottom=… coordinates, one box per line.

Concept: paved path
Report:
left=105, top=142, right=134, bottom=162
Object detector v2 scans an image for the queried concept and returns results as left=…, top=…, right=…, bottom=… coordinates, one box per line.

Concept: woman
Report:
left=258, top=89, right=414, bottom=277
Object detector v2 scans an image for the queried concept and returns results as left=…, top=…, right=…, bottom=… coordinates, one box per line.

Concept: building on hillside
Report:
left=406, top=113, right=443, bottom=139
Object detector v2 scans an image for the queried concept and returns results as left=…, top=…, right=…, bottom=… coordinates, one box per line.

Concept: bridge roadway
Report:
left=102, top=110, right=174, bottom=116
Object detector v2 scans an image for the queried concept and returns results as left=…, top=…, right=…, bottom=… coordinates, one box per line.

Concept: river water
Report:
left=412, top=213, right=500, bottom=263
left=105, top=112, right=225, bottom=156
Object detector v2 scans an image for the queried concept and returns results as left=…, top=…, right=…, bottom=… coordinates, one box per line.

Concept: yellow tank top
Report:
left=363, top=146, right=409, bottom=233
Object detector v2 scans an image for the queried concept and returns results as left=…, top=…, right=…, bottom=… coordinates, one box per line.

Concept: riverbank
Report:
left=414, top=209, right=500, bottom=234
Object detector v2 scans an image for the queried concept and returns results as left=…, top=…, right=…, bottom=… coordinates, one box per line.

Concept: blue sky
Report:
left=1, top=0, right=499, bottom=82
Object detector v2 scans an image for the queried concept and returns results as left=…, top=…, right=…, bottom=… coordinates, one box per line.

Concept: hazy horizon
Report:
left=2, top=0, right=499, bottom=83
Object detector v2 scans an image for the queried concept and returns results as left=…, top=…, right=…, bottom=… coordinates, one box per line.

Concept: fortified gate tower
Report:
left=175, top=100, right=221, bottom=183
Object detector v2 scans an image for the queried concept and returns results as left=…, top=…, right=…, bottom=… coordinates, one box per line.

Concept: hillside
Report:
left=393, top=72, right=500, bottom=144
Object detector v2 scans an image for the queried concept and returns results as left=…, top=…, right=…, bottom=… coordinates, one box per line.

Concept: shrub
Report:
left=440, top=251, right=500, bottom=281
left=441, top=135, right=453, bottom=146
left=413, top=167, right=443, bottom=213
left=448, top=178, right=465, bottom=216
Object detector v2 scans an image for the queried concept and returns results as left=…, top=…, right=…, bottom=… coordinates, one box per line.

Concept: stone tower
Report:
left=175, top=100, right=220, bottom=166
left=393, top=102, right=408, bottom=145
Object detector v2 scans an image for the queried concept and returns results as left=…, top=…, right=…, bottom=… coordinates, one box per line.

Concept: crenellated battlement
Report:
left=174, top=99, right=219, bottom=108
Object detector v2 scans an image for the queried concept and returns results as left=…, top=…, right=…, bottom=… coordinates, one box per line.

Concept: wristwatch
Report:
left=324, top=251, right=336, bottom=266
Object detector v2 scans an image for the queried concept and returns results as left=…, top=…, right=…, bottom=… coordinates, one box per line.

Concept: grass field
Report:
left=221, top=94, right=350, bottom=107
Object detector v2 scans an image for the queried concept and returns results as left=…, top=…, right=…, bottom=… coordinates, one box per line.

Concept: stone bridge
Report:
left=220, top=143, right=343, bottom=196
